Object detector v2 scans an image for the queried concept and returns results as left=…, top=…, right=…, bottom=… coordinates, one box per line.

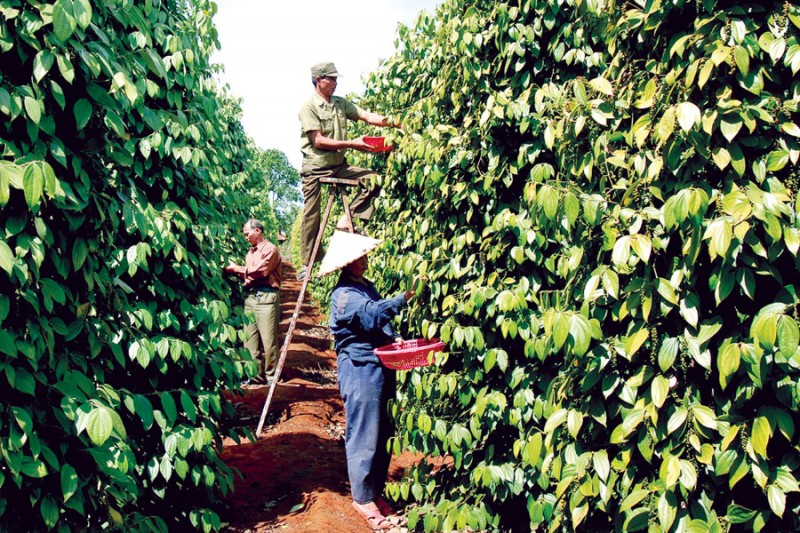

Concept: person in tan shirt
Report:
left=296, top=61, right=400, bottom=282
left=223, top=219, right=282, bottom=384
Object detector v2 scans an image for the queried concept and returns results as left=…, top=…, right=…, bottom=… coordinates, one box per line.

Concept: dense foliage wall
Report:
left=354, top=0, right=800, bottom=531
left=0, top=0, right=287, bottom=530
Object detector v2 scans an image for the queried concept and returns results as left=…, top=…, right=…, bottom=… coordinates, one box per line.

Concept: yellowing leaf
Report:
left=656, top=106, right=675, bottom=145
left=781, top=122, right=800, bottom=138
left=676, top=102, right=701, bottom=131
left=661, top=455, right=680, bottom=489
left=651, top=375, right=669, bottom=408
left=712, top=147, right=731, bottom=170
left=752, top=416, right=771, bottom=458
left=720, top=114, right=743, bottom=142
left=0, top=241, right=14, bottom=274
left=718, top=343, right=741, bottom=389
left=589, top=77, right=614, bottom=96
left=692, top=405, right=717, bottom=429
left=768, top=486, right=786, bottom=517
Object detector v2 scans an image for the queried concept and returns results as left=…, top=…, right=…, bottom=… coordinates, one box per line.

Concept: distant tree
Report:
left=256, top=148, right=301, bottom=233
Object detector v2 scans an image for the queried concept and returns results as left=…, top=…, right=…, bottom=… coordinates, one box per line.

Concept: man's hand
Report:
left=223, top=263, right=239, bottom=274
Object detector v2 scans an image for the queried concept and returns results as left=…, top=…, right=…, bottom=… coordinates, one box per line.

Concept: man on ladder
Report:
left=296, top=61, right=400, bottom=281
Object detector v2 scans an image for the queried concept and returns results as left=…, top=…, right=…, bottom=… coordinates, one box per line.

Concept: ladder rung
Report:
left=319, top=177, right=360, bottom=186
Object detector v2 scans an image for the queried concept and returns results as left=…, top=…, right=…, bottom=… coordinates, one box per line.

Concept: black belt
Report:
left=245, top=286, right=278, bottom=294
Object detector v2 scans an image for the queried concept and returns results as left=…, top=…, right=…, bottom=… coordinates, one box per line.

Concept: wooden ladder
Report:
left=256, top=177, right=359, bottom=435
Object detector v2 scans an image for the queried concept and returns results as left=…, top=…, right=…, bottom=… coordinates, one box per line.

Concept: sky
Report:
left=211, top=0, right=442, bottom=170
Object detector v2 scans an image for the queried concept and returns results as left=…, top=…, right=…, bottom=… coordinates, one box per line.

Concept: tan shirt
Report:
left=243, top=239, right=281, bottom=289
left=299, top=92, right=361, bottom=169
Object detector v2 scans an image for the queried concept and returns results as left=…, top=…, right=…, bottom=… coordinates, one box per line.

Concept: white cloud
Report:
left=212, top=0, right=440, bottom=169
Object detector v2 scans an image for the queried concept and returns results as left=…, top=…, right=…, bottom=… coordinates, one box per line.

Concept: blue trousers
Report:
left=338, top=357, right=395, bottom=504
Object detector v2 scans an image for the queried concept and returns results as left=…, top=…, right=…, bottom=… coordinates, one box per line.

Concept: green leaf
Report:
left=765, top=150, right=789, bottom=172
left=104, top=110, right=127, bottom=139
left=86, top=407, right=113, bottom=446
left=180, top=391, right=197, bottom=423
left=21, top=458, right=48, bottom=478
left=658, top=492, right=677, bottom=530
left=61, top=463, right=78, bottom=501
left=0, top=240, right=15, bottom=273
left=39, top=496, right=58, bottom=527
left=552, top=312, right=570, bottom=349
left=728, top=143, right=746, bottom=177
left=159, top=454, right=173, bottom=481
left=658, top=338, right=679, bottom=372
left=734, top=45, right=750, bottom=75
left=33, top=50, right=55, bottom=82
left=73, top=99, right=92, bottom=130
left=161, top=392, right=177, bottom=425
left=623, top=507, right=650, bottom=532
left=73, top=0, right=92, bottom=28
left=525, top=433, right=542, bottom=466
left=777, top=315, right=800, bottom=359
left=56, top=54, right=75, bottom=83
left=23, top=163, right=44, bottom=208
left=0, top=165, right=8, bottom=207
left=72, top=238, right=88, bottom=270
left=24, top=96, right=41, bottom=124
left=704, top=219, right=732, bottom=260
left=620, top=487, right=650, bottom=512
left=593, top=450, right=610, bottom=481
left=568, top=314, right=592, bottom=356
left=52, top=0, right=77, bottom=42
left=134, top=394, right=154, bottom=430
left=727, top=503, right=756, bottom=524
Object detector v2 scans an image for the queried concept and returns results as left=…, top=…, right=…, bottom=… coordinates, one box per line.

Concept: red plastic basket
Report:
left=374, top=338, right=444, bottom=370
left=364, top=136, right=393, bottom=153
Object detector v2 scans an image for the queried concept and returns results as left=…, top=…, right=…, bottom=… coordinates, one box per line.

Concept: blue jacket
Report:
left=329, top=274, right=407, bottom=364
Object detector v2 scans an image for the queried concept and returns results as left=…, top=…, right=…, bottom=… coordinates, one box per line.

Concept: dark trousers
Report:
left=300, top=163, right=378, bottom=266
left=338, top=357, right=395, bottom=504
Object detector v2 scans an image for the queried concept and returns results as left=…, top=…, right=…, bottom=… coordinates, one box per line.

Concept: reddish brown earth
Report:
left=220, top=262, right=420, bottom=532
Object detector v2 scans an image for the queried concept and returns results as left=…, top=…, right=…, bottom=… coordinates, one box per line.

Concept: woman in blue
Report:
left=318, top=230, right=415, bottom=530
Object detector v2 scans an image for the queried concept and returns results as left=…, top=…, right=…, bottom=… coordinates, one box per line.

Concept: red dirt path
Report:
left=220, top=262, right=418, bottom=532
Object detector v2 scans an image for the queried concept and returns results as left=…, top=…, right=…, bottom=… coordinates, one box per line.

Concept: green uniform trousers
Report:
left=300, top=163, right=378, bottom=267
left=244, top=290, right=280, bottom=381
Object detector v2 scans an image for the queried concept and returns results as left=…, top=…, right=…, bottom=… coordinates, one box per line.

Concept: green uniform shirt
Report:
left=299, top=92, right=361, bottom=169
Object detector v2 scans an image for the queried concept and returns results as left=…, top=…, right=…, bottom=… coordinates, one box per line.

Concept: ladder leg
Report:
left=340, top=188, right=355, bottom=232
left=256, top=191, right=337, bottom=435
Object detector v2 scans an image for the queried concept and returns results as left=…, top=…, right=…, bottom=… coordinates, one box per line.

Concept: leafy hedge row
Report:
left=0, top=0, right=287, bottom=530
left=352, top=0, right=800, bottom=531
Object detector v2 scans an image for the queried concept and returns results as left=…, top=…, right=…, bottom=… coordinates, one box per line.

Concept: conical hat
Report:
left=316, top=230, right=383, bottom=277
